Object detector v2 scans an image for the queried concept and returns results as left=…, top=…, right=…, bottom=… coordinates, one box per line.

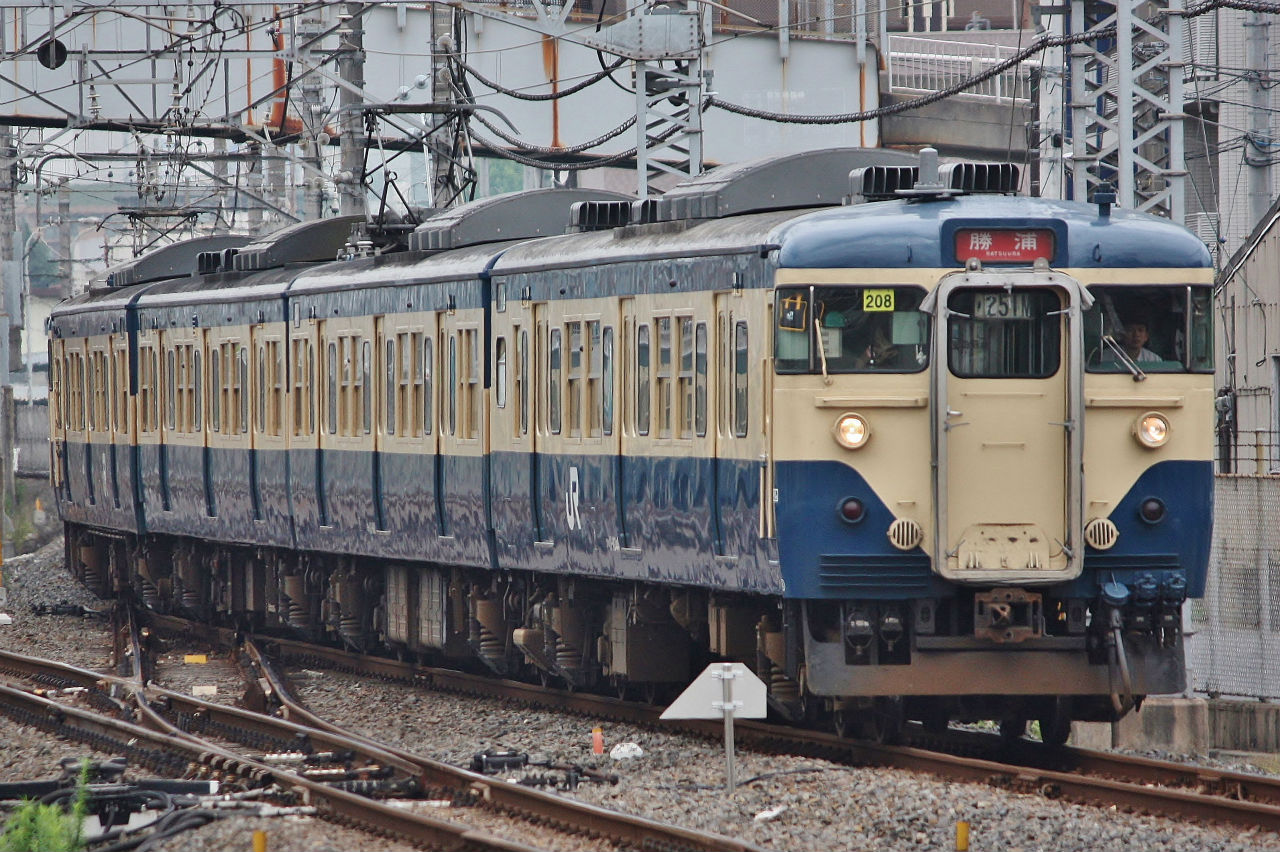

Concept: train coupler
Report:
left=973, top=588, right=1043, bottom=643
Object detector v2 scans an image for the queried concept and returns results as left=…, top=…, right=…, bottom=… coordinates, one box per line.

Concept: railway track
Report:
left=141, top=611, right=1280, bottom=835
left=0, top=614, right=764, bottom=852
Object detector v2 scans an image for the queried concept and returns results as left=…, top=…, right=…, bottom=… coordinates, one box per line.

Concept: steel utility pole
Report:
left=337, top=2, right=367, bottom=218
left=1247, top=11, right=1272, bottom=227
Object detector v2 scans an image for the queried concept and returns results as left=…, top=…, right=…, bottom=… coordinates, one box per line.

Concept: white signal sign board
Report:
left=661, top=662, right=767, bottom=791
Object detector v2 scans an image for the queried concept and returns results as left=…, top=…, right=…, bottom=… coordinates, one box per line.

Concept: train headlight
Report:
left=1133, top=411, right=1170, bottom=448
left=833, top=412, right=870, bottom=449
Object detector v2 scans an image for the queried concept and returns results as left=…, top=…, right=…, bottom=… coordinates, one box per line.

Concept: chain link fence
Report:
left=1186, top=475, right=1280, bottom=699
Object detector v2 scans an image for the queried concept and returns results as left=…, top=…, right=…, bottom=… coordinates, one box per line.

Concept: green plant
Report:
left=0, top=759, right=89, bottom=852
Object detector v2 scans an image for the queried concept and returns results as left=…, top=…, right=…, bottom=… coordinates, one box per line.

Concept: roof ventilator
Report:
left=410, top=188, right=633, bottom=251
left=94, top=233, right=251, bottom=291
left=848, top=147, right=1020, bottom=204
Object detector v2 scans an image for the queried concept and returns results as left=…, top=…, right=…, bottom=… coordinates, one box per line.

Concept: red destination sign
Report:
left=954, top=229, right=1055, bottom=263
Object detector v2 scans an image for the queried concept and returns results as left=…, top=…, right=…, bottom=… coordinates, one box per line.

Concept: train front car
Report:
left=771, top=160, right=1214, bottom=740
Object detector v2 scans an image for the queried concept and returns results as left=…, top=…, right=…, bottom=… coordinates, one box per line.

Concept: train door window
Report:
left=447, top=334, right=458, bottom=436
left=600, top=323, right=613, bottom=437
left=949, top=289, right=1060, bottom=378
left=566, top=321, right=582, bottom=437
left=86, top=353, right=96, bottom=432
left=117, top=347, right=129, bottom=433
left=256, top=345, right=266, bottom=434
left=657, top=317, right=673, bottom=438
left=678, top=317, right=694, bottom=439
left=1084, top=285, right=1214, bottom=373
left=636, top=323, right=651, bottom=436
left=695, top=322, right=708, bottom=437
left=193, top=348, right=202, bottom=431
left=326, top=341, right=337, bottom=435
left=210, top=347, right=222, bottom=433
left=422, top=335, right=433, bottom=436
left=518, top=328, right=529, bottom=436
left=386, top=337, right=397, bottom=434
left=548, top=327, right=562, bottom=435
left=495, top=336, right=508, bottom=410
left=733, top=322, right=749, bottom=438
left=166, top=349, right=176, bottom=431
left=148, top=347, right=159, bottom=432
left=238, top=346, right=249, bottom=433
left=272, top=341, right=285, bottom=436
left=361, top=339, right=372, bottom=435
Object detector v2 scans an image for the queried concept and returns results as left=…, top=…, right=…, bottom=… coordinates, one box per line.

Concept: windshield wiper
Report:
left=815, top=324, right=832, bottom=385
left=1101, top=334, right=1147, bottom=382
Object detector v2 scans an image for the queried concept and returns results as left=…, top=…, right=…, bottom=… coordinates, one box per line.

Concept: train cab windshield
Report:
left=1084, top=285, right=1213, bottom=373
left=774, top=286, right=929, bottom=374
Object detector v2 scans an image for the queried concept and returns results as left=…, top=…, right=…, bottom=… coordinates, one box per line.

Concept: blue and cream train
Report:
left=49, top=148, right=1214, bottom=740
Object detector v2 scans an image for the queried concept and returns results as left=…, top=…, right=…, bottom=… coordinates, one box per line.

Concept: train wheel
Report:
left=832, top=707, right=856, bottom=739
left=999, top=718, right=1027, bottom=741
left=865, top=697, right=904, bottom=744
left=1039, top=698, right=1073, bottom=746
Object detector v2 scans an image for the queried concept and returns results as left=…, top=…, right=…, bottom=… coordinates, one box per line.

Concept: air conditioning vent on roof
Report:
left=850, top=166, right=921, bottom=202
left=567, top=200, right=633, bottom=232
left=940, top=161, right=1020, bottom=195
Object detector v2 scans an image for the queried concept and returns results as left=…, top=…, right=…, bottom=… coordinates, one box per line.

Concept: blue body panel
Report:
left=774, top=196, right=1214, bottom=270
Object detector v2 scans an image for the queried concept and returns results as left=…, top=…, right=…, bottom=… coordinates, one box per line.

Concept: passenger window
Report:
left=211, top=351, right=221, bottom=433
left=239, top=346, right=249, bottom=433
left=193, top=349, right=202, bottom=430
left=678, top=317, right=694, bottom=439
left=657, top=317, right=672, bottom=438
left=257, top=345, right=266, bottom=434
left=166, top=349, right=176, bottom=431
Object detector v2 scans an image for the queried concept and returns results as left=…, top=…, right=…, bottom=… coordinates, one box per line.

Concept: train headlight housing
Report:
left=1133, top=411, right=1171, bottom=448
left=833, top=412, right=870, bottom=449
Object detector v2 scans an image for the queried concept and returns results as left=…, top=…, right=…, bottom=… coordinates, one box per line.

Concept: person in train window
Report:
left=853, top=313, right=900, bottom=370
left=1120, top=319, right=1161, bottom=362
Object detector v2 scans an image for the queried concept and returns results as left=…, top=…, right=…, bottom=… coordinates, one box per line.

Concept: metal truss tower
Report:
left=1064, top=0, right=1186, bottom=220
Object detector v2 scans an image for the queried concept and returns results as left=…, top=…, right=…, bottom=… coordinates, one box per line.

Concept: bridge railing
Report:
left=886, top=35, right=1034, bottom=101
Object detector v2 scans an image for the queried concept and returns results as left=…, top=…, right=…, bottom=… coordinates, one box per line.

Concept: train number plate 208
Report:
left=862, top=289, right=895, bottom=312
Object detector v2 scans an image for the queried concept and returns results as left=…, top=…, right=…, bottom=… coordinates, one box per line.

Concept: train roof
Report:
left=772, top=194, right=1214, bottom=270
left=289, top=241, right=518, bottom=296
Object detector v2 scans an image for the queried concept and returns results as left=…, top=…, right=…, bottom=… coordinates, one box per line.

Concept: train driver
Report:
left=1119, top=319, right=1161, bottom=362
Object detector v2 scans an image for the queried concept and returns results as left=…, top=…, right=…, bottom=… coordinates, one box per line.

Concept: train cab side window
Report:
left=1084, top=285, right=1214, bottom=373
left=602, top=326, right=614, bottom=436
left=549, top=328, right=562, bottom=435
left=733, top=322, right=749, bottom=438
left=775, top=286, right=929, bottom=374
left=636, top=324, right=651, bottom=436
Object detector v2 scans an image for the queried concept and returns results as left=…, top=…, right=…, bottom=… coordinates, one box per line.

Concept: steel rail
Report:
left=143, top=611, right=1280, bottom=833
left=241, top=639, right=765, bottom=852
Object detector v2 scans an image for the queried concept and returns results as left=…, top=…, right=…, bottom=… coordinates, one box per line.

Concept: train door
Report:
left=156, top=331, right=173, bottom=511
left=531, top=302, right=549, bottom=543
left=48, top=339, right=66, bottom=501
left=288, top=307, right=320, bottom=538
left=617, top=297, right=638, bottom=549
left=252, top=323, right=287, bottom=526
left=437, top=306, right=482, bottom=542
left=111, top=333, right=130, bottom=514
left=929, top=271, right=1088, bottom=584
